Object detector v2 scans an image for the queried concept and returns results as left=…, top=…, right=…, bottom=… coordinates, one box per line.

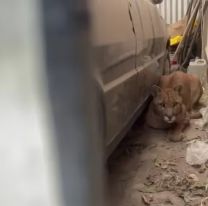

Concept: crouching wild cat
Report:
left=146, top=71, right=203, bottom=142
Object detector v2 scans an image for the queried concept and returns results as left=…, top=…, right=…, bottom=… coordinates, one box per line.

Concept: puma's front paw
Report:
left=168, top=132, right=186, bottom=142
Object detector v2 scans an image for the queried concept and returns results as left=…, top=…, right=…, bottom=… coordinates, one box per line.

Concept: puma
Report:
left=146, top=71, right=203, bottom=141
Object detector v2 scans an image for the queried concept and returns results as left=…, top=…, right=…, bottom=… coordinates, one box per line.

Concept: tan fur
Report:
left=146, top=71, right=203, bottom=141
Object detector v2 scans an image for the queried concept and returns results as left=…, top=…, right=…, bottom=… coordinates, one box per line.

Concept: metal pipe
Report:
left=174, top=0, right=201, bottom=59
left=181, top=14, right=202, bottom=67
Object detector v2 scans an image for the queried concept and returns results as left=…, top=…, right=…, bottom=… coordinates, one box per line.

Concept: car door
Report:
left=91, top=0, right=139, bottom=153
left=133, top=0, right=167, bottom=103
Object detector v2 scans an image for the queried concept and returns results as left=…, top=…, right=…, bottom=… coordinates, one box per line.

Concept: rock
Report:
left=187, top=174, right=199, bottom=182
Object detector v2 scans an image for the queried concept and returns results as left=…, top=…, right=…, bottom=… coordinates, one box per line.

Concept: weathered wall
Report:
left=157, top=0, right=190, bottom=24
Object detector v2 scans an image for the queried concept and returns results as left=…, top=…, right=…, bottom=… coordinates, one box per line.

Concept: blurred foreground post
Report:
left=42, top=0, right=104, bottom=206
left=0, top=0, right=103, bottom=205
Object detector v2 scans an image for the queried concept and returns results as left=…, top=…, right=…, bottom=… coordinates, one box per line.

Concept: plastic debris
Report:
left=186, top=141, right=208, bottom=165
left=170, top=35, right=183, bottom=46
left=194, top=107, right=208, bottom=129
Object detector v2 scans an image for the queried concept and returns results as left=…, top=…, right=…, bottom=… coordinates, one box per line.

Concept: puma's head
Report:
left=151, top=85, right=183, bottom=124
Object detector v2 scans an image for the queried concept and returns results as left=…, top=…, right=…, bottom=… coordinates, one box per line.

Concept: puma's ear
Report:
left=174, top=85, right=183, bottom=95
left=151, top=85, right=161, bottom=97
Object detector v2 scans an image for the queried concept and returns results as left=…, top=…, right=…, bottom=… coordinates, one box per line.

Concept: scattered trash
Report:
left=141, top=191, right=185, bottom=206
left=109, top=88, right=208, bottom=206
left=143, top=171, right=190, bottom=193
left=187, top=58, right=207, bottom=87
left=170, top=35, right=183, bottom=46
left=188, top=174, right=199, bottom=182
left=201, top=197, right=208, bottom=206
left=142, top=194, right=152, bottom=205
left=154, top=158, right=176, bottom=170
left=186, top=141, right=208, bottom=166
left=194, top=107, right=208, bottom=129
left=134, top=183, right=156, bottom=194
left=199, top=164, right=207, bottom=174
left=136, top=168, right=208, bottom=206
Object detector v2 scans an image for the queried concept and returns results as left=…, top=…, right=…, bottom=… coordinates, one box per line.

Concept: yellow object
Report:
left=170, top=35, right=183, bottom=46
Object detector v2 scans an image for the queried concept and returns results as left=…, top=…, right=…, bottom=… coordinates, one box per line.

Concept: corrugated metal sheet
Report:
left=157, top=0, right=190, bottom=24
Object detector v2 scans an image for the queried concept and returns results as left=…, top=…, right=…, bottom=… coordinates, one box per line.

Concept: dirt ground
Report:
left=107, top=90, right=208, bottom=206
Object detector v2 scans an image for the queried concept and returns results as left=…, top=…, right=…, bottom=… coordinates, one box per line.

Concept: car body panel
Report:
left=91, top=0, right=168, bottom=156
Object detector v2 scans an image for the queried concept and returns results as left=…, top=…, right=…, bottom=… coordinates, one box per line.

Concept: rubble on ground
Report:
left=108, top=90, right=208, bottom=206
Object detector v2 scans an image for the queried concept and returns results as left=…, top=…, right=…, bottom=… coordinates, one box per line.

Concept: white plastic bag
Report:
left=186, top=141, right=208, bottom=165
